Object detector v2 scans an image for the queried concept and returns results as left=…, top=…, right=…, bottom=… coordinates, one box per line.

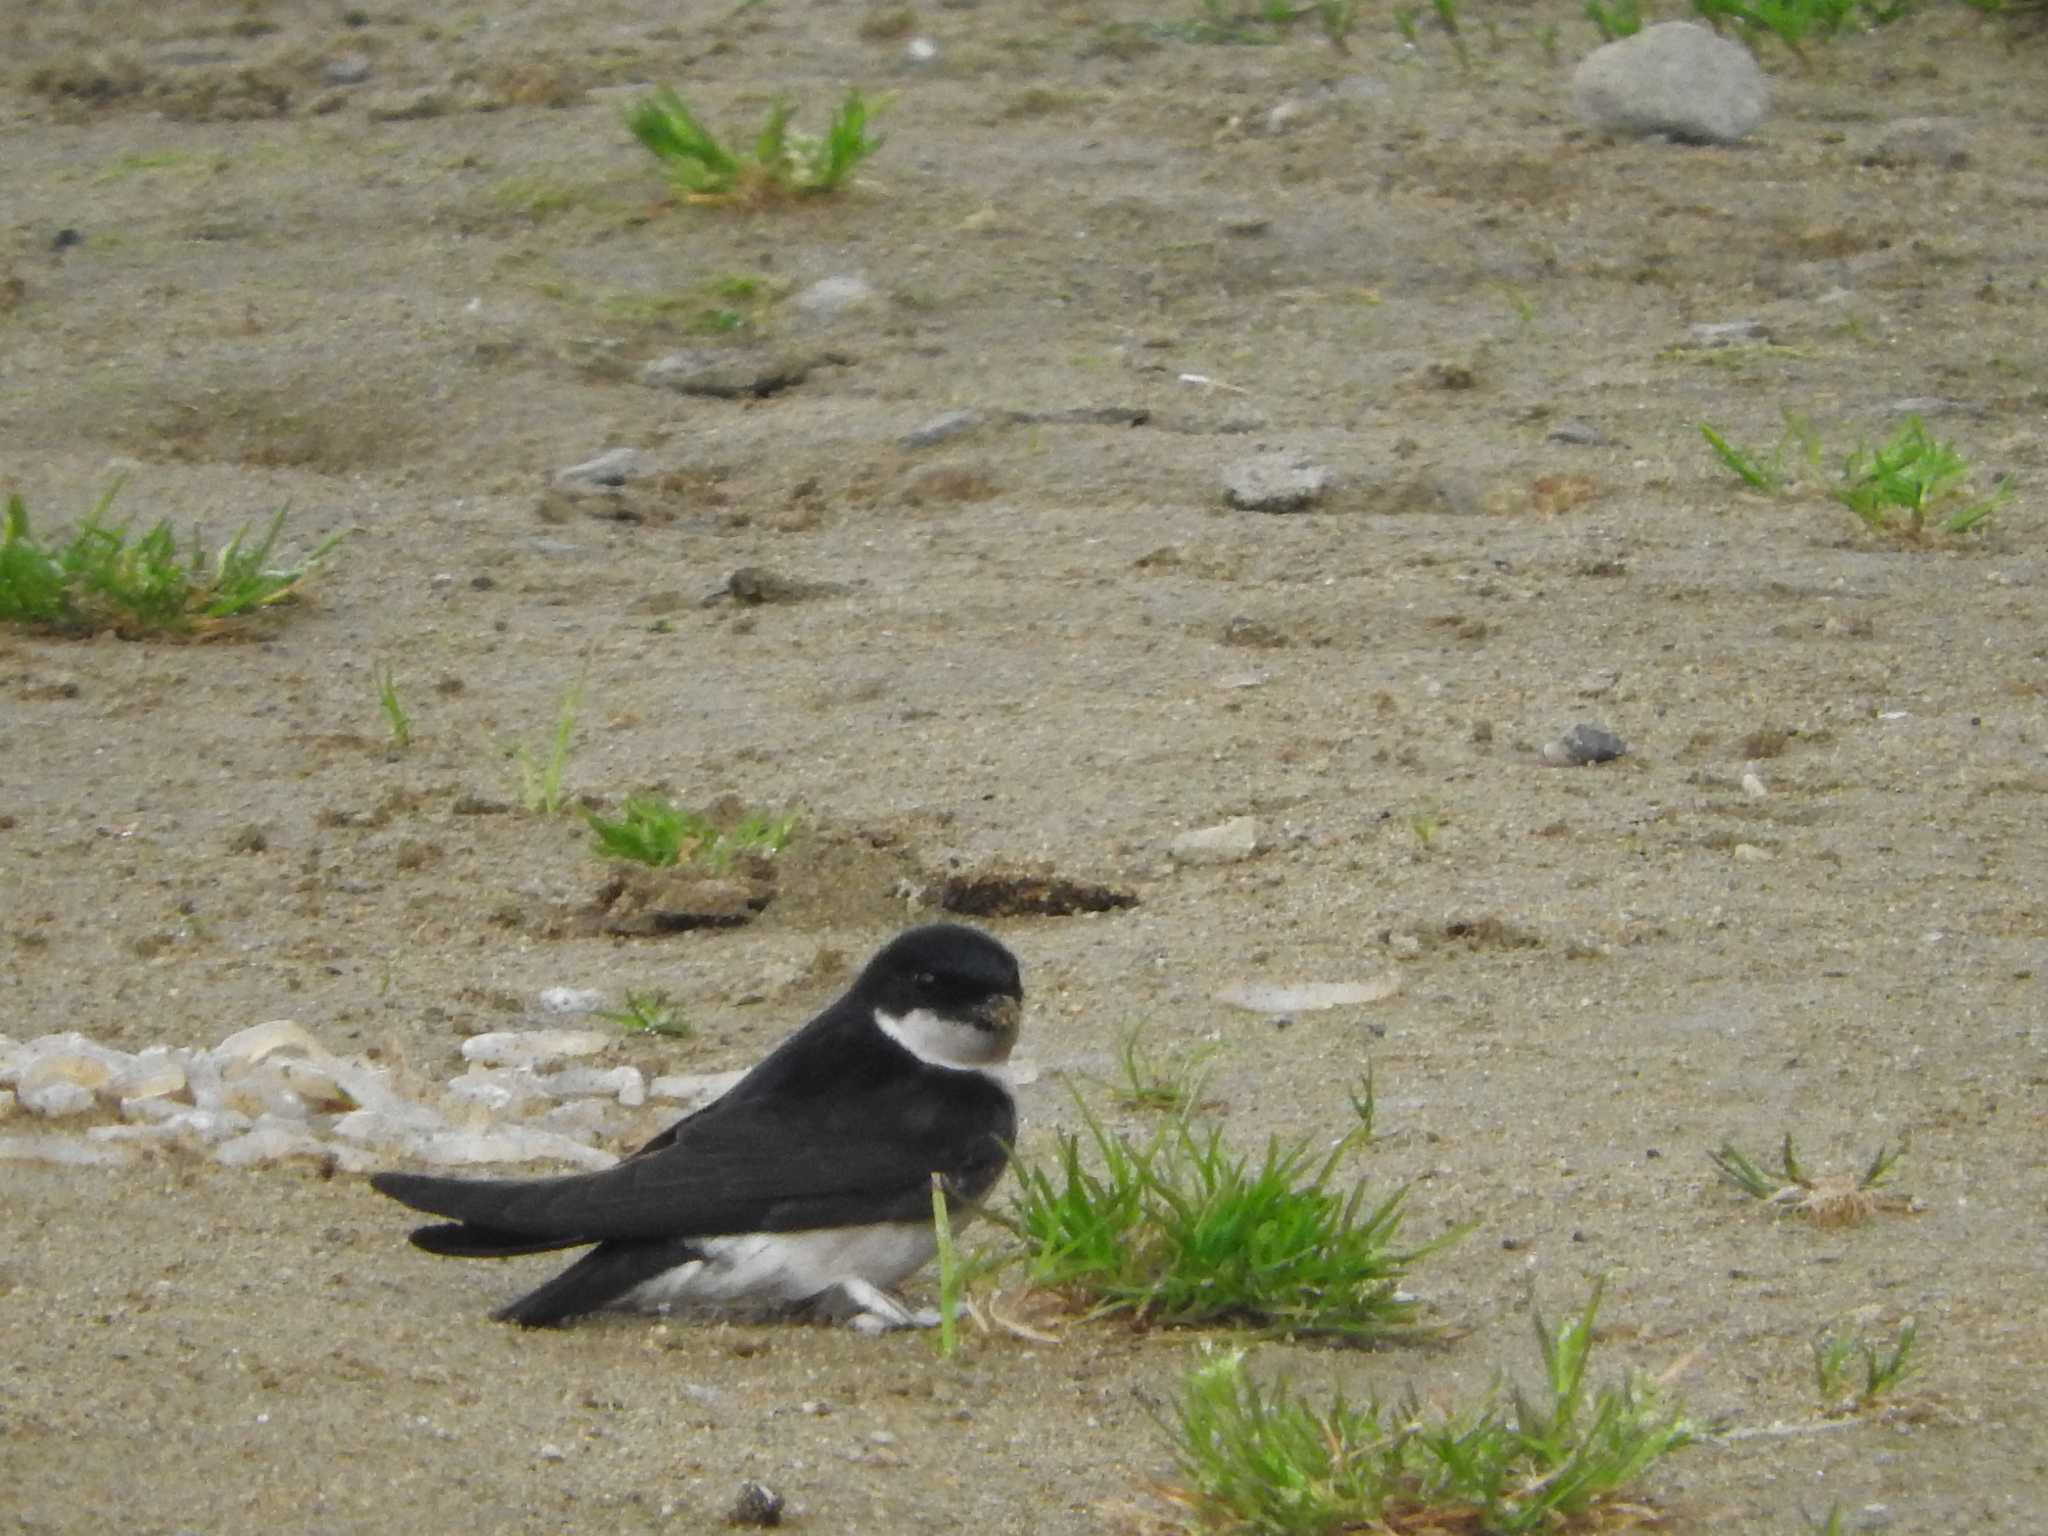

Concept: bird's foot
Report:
left=817, top=1279, right=941, bottom=1335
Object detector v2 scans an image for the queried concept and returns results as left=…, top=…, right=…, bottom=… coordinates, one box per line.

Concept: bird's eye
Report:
left=911, top=970, right=937, bottom=988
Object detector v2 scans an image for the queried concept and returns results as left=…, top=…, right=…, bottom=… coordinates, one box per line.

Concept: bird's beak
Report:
left=972, top=993, right=1023, bottom=1056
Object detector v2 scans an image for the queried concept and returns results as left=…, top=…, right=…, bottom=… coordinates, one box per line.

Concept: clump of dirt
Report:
left=934, top=866, right=1139, bottom=918
left=587, top=867, right=774, bottom=935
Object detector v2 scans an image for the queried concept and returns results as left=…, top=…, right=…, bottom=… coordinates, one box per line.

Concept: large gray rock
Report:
left=1573, top=22, right=1769, bottom=145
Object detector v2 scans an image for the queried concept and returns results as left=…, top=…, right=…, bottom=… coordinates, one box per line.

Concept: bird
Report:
left=370, top=922, right=1023, bottom=1331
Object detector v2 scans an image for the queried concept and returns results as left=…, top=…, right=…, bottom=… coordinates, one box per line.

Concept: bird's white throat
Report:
left=872, top=1005, right=1013, bottom=1076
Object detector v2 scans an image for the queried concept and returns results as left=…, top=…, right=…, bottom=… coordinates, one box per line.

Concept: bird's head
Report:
left=858, top=923, right=1024, bottom=1072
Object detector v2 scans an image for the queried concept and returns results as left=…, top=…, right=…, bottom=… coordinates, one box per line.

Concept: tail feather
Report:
left=371, top=1170, right=566, bottom=1232
left=492, top=1239, right=705, bottom=1328
left=407, top=1222, right=588, bottom=1259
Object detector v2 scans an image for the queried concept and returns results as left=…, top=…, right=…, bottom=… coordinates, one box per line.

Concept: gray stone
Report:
left=1689, top=319, right=1770, bottom=346
left=1886, top=396, right=1980, bottom=419
left=1215, top=976, right=1401, bottom=1014
left=900, top=410, right=982, bottom=450
left=731, top=1481, right=785, bottom=1528
left=537, top=985, right=607, bottom=1015
left=1170, top=816, right=1261, bottom=865
left=640, top=349, right=819, bottom=398
left=793, top=275, right=877, bottom=321
left=323, top=54, right=373, bottom=86
left=364, top=88, right=450, bottom=122
left=1542, top=722, right=1628, bottom=765
left=553, top=448, right=641, bottom=491
left=1863, top=117, right=1967, bottom=170
left=1223, top=455, right=1332, bottom=513
left=1573, top=23, right=1769, bottom=145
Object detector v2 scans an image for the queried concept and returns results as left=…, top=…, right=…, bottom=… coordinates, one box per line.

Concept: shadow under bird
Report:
left=370, top=923, right=1023, bottom=1330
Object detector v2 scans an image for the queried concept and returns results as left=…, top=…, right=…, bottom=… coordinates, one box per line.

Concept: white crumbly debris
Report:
left=460, top=1029, right=614, bottom=1068
left=0, top=1018, right=662, bottom=1174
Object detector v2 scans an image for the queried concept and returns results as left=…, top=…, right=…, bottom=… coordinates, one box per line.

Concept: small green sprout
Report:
left=375, top=667, right=411, bottom=748
left=627, top=87, right=881, bottom=202
left=1100, top=1027, right=1220, bottom=1115
left=1700, top=422, right=1788, bottom=493
left=1348, top=1066, right=1377, bottom=1141
left=1814, top=1318, right=1920, bottom=1409
left=931, top=1172, right=961, bottom=1360
left=600, top=988, right=692, bottom=1038
left=512, top=687, right=580, bottom=815
left=1699, top=414, right=1823, bottom=493
left=1317, top=0, right=1360, bottom=48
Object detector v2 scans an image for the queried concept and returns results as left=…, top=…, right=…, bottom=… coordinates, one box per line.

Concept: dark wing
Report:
left=371, top=1067, right=1014, bottom=1245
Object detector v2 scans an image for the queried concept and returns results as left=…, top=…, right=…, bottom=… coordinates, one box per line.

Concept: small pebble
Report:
left=900, top=410, right=981, bottom=450
left=1689, top=319, right=1769, bottom=346
left=1222, top=455, right=1331, bottom=513
left=1541, top=723, right=1626, bottom=766
left=793, top=275, right=877, bottom=321
left=460, top=1029, right=612, bottom=1068
left=1215, top=977, right=1401, bottom=1014
left=553, top=448, right=641, bottom=490
left=731, top=1480, right=785, bottom=1528
left=537, top=987, right=606, bottom=1016
left=1169, top=817, right=1260, bottom=866
left=322, top=53, right=373, bottom=85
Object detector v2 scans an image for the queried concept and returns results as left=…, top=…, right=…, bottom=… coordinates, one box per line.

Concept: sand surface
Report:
left=3, top=2, right=2046, bottom=1531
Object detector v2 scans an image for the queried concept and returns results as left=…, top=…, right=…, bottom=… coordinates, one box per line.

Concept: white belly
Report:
left=618, top=1221, right=939, bottom=1314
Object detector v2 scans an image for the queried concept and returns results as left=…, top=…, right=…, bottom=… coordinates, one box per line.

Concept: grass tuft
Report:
left=1585, top=0, right=1647, bottom=37
left=1698, top=416, right=1823, bottom=494
left=1834, top=415, right=2011, bottom=535
left=1689, top=0, right=1915, bottom=55
left=0, top=486, right=341, bottom=637
left=1814, top=1318, right=1920, bottom=1410
left=1152, top=1283, right=1692, bottom=1534
left=627, top=87, right=881, bottom=203
left=1100, top=1027, right=1220, bottom=1115
left=1709, top=1134, right=1909, bottom=1226
left=1701, top=415, right=2008, bottom=538
left=1000, top=1097, right=1442, bottom=1338
left=512, top=687, right=580, bottom=815
left=585, top=794, right=796, bottom=870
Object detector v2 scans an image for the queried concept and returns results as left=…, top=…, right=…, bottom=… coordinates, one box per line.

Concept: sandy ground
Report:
left=3, top=1, right=2046, bottom=1531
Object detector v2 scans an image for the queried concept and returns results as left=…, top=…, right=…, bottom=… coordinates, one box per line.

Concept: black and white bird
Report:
left=370, top=923, right=1023, bottom=1331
